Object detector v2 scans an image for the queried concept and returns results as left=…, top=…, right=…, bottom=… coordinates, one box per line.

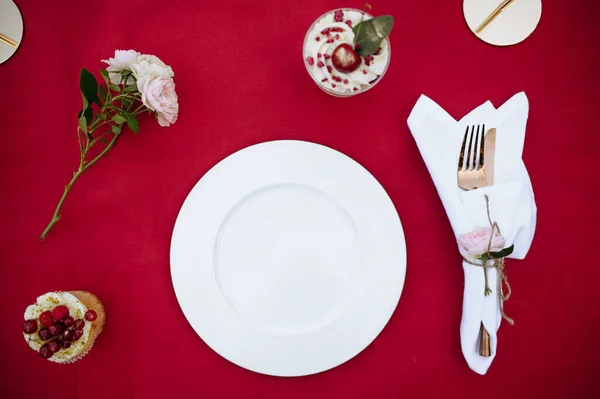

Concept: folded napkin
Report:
left=407, top=92, right=537, bottom=375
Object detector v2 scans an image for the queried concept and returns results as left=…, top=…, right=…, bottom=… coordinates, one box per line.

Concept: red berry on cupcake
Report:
left=39, top=344, right=53, bottom=359
left=22, top=319, right=38, bottom=334
left=85, top=310, right=97, bottom=322
left=39, top=311, right=53, bottom=327
left=38, top=327, right=52, bottom=341
left=63, top=316, right=75, bottom=328
left=48, top=323, right=64, bottom=336
left=331, top=44, right=361, bottom=73
left=72, top=328, right=84, bottom=341
left=48, top=340, right=62, bottom=353
left=52, top=305, right=69, bottom=322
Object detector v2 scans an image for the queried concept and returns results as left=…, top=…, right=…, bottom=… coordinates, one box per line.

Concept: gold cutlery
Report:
left=475, top=0, right=516, bottom=34
left=457, top=124, right=496, bottom=357
left=0, top=32, right=18, bottom=48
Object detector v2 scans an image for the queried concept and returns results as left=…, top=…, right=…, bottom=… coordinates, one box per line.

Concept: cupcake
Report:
left=22, top=291, right=105, bottom=363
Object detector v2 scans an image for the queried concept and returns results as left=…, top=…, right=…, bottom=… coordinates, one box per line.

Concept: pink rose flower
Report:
left=140, top=77, right=179, bottom=127
left=457, top=227, right=505, bottom=259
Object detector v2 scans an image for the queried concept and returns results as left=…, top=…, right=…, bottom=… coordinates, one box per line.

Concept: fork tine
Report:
left=466, top=125, right=475, bottom=170
left=458, top=126, right=469, bottom=171
left=478, top=124, right=485, bottom=170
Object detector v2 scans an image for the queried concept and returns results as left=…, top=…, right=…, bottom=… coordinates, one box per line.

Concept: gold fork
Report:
left=457, top=124, right=492, bottom=356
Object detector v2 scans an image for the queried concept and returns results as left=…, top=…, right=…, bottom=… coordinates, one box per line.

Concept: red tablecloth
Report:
left=1, top=0, right=599, bottom=397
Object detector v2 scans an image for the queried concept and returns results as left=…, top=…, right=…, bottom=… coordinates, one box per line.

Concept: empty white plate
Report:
left=171, top=140, right=406, bottom=376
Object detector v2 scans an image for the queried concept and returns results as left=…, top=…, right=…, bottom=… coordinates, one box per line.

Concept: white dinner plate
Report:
left=171, top=140, right=406, bottom=376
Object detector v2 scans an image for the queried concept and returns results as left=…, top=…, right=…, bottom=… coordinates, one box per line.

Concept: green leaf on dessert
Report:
left=490, top=244, right=514, bottom=259
left=352, top=15, right=394, bottom=57
left=111, top=114, right=127, bottom=124
left=123, top=111, right=139, bottom=134
left=79, top=68, right=101, bottom=107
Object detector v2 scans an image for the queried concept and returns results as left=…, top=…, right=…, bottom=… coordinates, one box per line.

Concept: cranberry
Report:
left=73, top=319, right=85, bottom=329
left=38, top=328, right=52, bottom=341
left=331, top=44, right=361, bottom=73
left=334, top=10, right=344, bottom=22
left=62, top=329, right=74, bottom=341
left=63, top=316, right=75, bottom=327
left=62, top=340, right=72, bottom=349
left=39, top=344, right=53, bottom=359
left=39, top=311, right=53, bottom=327
left=22, top=319, right=38, bottom=334
left=72, top=328, right=84, bottom=341
left=48, top=340, right=61, bottom=353
left=52, top=305, right=69, bottom=322
left=48, top=323, right=64, bottom=336
left=85, top=310, right=97, bottom=322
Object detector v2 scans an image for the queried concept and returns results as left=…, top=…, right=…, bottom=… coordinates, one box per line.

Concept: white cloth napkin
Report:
left=407, top=92, right=537, bottom=375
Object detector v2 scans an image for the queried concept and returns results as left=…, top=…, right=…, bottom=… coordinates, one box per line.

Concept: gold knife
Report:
left=476, top=0, right=516, bottom=34
left=479, top=127, right=497, bottom=357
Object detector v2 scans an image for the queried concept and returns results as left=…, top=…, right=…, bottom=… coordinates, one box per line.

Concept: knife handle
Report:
left=479, top=323, right=491, bottom=357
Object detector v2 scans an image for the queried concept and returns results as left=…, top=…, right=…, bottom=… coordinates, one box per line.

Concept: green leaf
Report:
left=77, top=107, right=93, bottom=125
left=81, top=92, right=89, bottom=110
left=352, top=15, right=394, bottom=57
left=111, top=125, right=122, bottom=135
left=490, top=244, right=514, bottom=259
left=108, top=83, right=120, bottom=92
left=99, top=69, right=110, bottom=85
left=111, top=114, right=127, bottom=124
left=78, top=115, right=88, bottom=134
left=100, top=137, right=108, bottom=145
left=98, top=112, right=107, bottom=121
left=79, top=68, right=101, bottom=107
left=123, top=111, right=139, bottom=134
left=124, top=84, right=138, bottom=93
left=99, top=86, right=107, bottom=103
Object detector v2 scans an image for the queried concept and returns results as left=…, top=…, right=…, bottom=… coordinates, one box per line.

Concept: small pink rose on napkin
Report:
left=458, top=227, right=505, bottom=259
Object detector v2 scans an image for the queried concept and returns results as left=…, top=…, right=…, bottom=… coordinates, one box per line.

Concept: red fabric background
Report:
left=1, top=0, right=599, bottom=397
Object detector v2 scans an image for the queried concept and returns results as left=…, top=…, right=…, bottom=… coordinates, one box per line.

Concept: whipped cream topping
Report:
left=303, top=9, right=390, bottom=94
left=23, top=292, right=92, bottom=363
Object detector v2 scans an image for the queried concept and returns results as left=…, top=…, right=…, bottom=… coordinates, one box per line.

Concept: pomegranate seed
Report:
left=374, top=48, right=382, bottom=55
left=327, top=39, right=334, bottom=43
left=331, top=84, right=336, bottom=88
left=344, top=79, right=349, bottom=84
left=39, top=311, right=53, bottom=327
left=353, top=87, right=359, bottom=91
left=355, top=44, right=361, bottom=50
left=63, top=316, right=75, bottom=328
left=317, top=53, right=322, bottom=58
left=39, top=344, right=53, bottom=359
left=48, top=340, right=61, bottom=353
left=362, top=69, right=367, bottom=74
left=334, top=10, right=344, bottom=22
left=321, top=28, right=330, bottom=35
left=365, top=56, right=371, bottom=66
left=335, top=34, right=340, bottom=40
left=38, top=328, right=52, bottom=341
left=52, top=305, right=69, bottom=322
left=23, top=319, right=38, bottom=334
left=315, top=36, right=320, bottom=41
left=324, top=54, right=331, bottom=60
left=317, top=61, right=324, bottom=68
left=327, top=66, right=333, bottom=73
left=306, top=57, right=314, bottom=66
left=345, top=20, right=353, bottom=28
left=321, top=78, right=328, bottom=82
